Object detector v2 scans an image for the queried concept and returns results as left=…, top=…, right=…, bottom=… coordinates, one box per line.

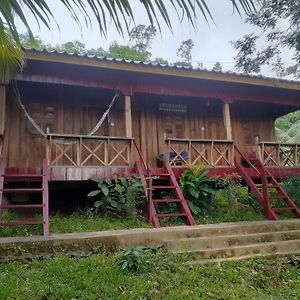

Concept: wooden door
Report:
left=160, top=112, right=186, bottom=139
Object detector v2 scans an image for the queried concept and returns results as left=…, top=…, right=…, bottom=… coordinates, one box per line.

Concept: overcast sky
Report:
left=17, top=0, right=261, bottom=71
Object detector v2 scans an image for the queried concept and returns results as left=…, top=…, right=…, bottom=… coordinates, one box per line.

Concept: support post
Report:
left=222, top=102, right=232, bottom=141
left=125, top=95, right=132, bottom=138
left=0, top=85, right=5, bottom=135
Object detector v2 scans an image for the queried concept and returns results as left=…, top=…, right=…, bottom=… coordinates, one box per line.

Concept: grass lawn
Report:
left=0, top=251, right=299, bottom=299
left=0, top=208, right=266, bottom=237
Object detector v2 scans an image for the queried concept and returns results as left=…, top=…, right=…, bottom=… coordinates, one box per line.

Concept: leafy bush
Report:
left=118, top=247, right=151, bottom=273
left=282, top=177, right=300, bottom=208
left=88, top=176, right=145, bottom=217
left=180, top=165, right=215, bottom=215
left=214, top=174, right=254, bottom=214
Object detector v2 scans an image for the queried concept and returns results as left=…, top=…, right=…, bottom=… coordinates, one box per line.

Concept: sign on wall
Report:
left=158, top=103, right=187, bottom=113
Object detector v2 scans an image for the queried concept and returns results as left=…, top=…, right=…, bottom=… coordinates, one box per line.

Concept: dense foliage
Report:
left=180, top=165, right=215, bottom=215
left=233, top=0, right=300, bottom=78
left=275, top=110, right=300, bottom=143
left=282, top=177, right=300, bottom=208
left=88, top=177, right=145, bottom=218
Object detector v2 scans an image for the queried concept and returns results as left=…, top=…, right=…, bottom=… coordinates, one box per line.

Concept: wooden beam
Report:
left=125, top=95, right=132, bottom=138
left=24, top=50, right=300, bottom=91
left=16, top=73, right=300, bottom=107
left=0, top=85, right=5, bottom=135
left=223, top=102, right=232, bottom=140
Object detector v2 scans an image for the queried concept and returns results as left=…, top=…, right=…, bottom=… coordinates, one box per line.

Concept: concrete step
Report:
left=187, top=250, right=300, bottom=265
left=183, top=240, right=300, bottom=261
left=165, top=230, right=300, bottom=253
left=158, top=220, right=300, bottom=240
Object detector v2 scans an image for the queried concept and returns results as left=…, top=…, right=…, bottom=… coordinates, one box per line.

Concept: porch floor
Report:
left=4, top=166, right=300, bottom=181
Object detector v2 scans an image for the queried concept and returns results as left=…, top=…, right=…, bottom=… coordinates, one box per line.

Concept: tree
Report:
left=153, top=57, right=169, bottom=65
left=0, top=0, right=257, bottom=82
left=60, top=40, right=86, bottom=54
left=176, top=39, right=194, bottom=67
left=276, top=111, right=300, bottom=143
left=212, top=61, right=223, bottom=72
left=19, top=33, right=45, bottom=50
left=232, top=0, right=300, bottom=77
left=129, top=25, right=156, bottom=60
left=106, top=41, right=148, bottom=61
left=19, top=33, right=152, bottom=61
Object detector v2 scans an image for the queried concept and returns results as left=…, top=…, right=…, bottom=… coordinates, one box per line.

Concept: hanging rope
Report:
left=17, top=96, right=47, bottom=138
left=15, top=88, right=119, bottom=144
left=87, top=91, right=119, bottom=136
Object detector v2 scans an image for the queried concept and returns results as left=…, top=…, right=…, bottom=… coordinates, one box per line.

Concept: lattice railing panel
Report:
left=46, top=134, right=133, bottom=166
left=165, top=138, right=234, bottom=167
left=258, top=142, right=300, bottom=167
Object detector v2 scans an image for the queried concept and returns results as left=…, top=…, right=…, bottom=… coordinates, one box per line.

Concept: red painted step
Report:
left=0, top=204, right=44, bottom=209
left=0, top=220, right=44, bottom=226
left=0, top=158, right=49, bottom=236
left=152, top=199, right=181, bottom=203
left=3, top=174, right=43, bottom=178
left=1, top=188, right=43, bottom=193
left=134, top=161, right=195, bottom=228
left=152, top=185, right=176, bottom=189
left=272, top=207, right=297, bottom=212
left=156, top=213, right=188, bottom=217
left=234, top=149, right=300, bottom=220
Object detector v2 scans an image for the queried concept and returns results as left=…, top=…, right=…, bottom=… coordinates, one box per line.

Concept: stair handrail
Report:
left=234, top=145, right=261, bottom=176
left=0, top=131, right=4, bottom=158
left=133, top=139, right=149, bottom=174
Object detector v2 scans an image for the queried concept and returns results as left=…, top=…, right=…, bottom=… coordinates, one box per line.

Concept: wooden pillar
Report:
left=223, top=102, right=232, bottom=140
left=0, top=85, right=5, bottom=135
left=125, top=95, right=132, bottom=138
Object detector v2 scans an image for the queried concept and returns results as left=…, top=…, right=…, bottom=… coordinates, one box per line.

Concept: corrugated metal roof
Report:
left=24, top=48, right=300, bottom=86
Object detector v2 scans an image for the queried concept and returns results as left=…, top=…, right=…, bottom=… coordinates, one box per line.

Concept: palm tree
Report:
left=0, top=0, right=257, bottom=82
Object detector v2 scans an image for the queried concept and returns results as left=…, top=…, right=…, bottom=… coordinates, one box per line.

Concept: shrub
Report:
left=282, top=177, right=300, bottom=208
left=118, top=247, right=151, bottom=273
left=214, top=174, right=253, bottom=214
left=88, top=176, right=145, bottom=218
left=180, top=165, right=215, bottom=215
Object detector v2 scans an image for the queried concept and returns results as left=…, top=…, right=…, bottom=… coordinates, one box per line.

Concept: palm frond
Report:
left=0, top=0, right=258, bottom=40
left=0, top=0, right=259, bottom=82
left=0, top=24, right=24, bottom=83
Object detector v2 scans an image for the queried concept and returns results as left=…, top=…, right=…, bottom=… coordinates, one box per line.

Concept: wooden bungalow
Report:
left=0, top=49, right=300, bottom=234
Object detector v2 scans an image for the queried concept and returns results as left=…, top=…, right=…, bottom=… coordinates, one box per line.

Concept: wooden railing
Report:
left=257, top=142, right=300, bottom=167
left=46, top=134, right=134, bottom=166
left=165, top=138, right=235, bottom=167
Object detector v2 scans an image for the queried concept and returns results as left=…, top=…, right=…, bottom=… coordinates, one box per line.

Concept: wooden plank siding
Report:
left=4, top=83, right=125, bottom=167
left=3, top=82, right=280, bottom=169
left=132, top=95, right=226, bottom=166
left=231, top=101, right=275, bottom=153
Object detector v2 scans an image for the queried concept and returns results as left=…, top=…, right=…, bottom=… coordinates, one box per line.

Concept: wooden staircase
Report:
left=0, top=158, right=50, bottom=236
left=135, top=162, right=195, bottom=227
left=235, top=152, right=300, bottom=220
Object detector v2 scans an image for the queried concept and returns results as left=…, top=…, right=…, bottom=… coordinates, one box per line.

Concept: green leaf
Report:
left=94, top=200, right=102, bottom=208
left=101, top=186, right=109, bottom=196
left=187, top=201, right=201, bottom=215
left=87, top=190, right=101, bottom=197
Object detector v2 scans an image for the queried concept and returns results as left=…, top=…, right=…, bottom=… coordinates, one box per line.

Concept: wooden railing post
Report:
left=46, top=136, right=51, bottom=163
left=77, top=137, right=81, bottom=166
left=124, top=95, right=132, bottom=138
left=0, top=85, right=5, bottom=136
left=222, top=101, right=232, bottom=141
